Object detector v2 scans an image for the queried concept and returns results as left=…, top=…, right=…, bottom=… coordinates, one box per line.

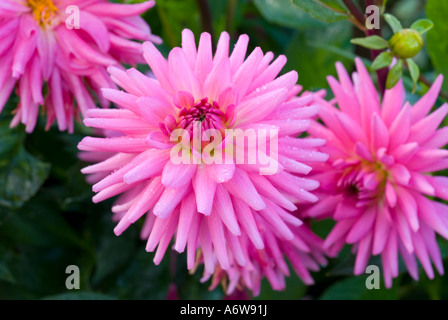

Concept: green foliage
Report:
left=351, top=36, right=390, bottom=50
left=291, top=0, right=348, bottom=23
left=426, top=0, right=448, bottom=92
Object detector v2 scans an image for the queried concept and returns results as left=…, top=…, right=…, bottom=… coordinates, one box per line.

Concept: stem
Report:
left=226, top=0, right=238, bottom=36
left=345, top=0, right=388, bottom=94
left=342, top=0, right=365, bottom=26
left=197, top=0, right=214, bottom=40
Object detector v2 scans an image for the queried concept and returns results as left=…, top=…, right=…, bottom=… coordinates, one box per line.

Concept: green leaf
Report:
left=411, top=19, right=434, bottom=34
left=0, top=197, right=90, bottom=249
left=351, top=36, right=390, bottom=50
left=108, top=250, right=172, bottom=300
left=254, top=0, right=327, bottom=29
left=384, top=13, right=403, bottom=33
left=0, top=120, right=50, bottom=209
left=0, top=261, right=15, bottom=284
left=291, top=0, right=348, bottom=23
left=407, top=59, right=420, bottom=93
left=320, top=275, right=399, bottom=300
left=91, top=215, right=138, bottom=287
left=386, top=59, right=404, bottom=89
left=371, top=51, right=394, bottom=71
left=285, top=21, right=355, bottom=90
left=426, top=0, right=448, bottom=93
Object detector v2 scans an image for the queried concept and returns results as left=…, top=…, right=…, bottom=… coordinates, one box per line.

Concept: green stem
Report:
left=226, top=0, right=238, bottom=36
left=196, top=0, right=214, bottom=40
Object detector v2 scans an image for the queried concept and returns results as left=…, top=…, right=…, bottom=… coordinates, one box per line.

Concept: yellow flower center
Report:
left=27, top=0, right=59, bottom=27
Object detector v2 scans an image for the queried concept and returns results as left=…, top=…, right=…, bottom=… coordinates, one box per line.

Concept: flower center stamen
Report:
left=178, top=98, right=226, bottom=134
left=27, top=0, right=58, bottom=27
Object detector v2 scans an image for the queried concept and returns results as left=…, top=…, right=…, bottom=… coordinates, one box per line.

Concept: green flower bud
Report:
left=389, top=29, right=424, bottom=59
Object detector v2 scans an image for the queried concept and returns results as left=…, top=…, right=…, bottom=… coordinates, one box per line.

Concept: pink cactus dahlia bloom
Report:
left=0, top=0, right=161, bottom=133
left=305, top=58, right=448, bottom=288
left=78, top=29, right=328, bottom=294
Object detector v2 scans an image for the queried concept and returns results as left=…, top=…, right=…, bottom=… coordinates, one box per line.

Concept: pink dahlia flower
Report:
left=0, top=0, right=161, bottom=133
left=78, top=29, right=328, bottom=293
left=305, top=58, right=448, bottom=288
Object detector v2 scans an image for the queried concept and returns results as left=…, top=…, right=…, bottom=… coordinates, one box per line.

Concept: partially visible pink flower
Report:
left=198, top=218, right=326, bottom=296
left=304, top=58, right=448, bottom=288
left=78, top=29, right=328, bottom=294
left=0, top=0, right=161, bottom=133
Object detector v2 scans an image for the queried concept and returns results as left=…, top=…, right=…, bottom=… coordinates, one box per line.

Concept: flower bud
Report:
left=389, top=29, right=424, bottom=59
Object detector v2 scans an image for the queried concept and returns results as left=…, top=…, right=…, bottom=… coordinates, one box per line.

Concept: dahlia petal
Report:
left=153, top=185, right=191, bottom=219
left=169, top=47, right=201, bottom=98
left=78, top=11, right=110, bottom=52
left=206, top=210, right=230, bottom=270
left=223, top=168, right=266, bottom=211
left=101, top=88, right=138, bottom=111
left=394, top=208, right=414, bottom=253
left=81, top=153, right=135, bottom=174
left=174, top=193, right=196, bottom=253
left=382, top=231, right=398, bottom=278
left=421, top=224, right=444, bottom=276
left=412, top=231, right=434, bottom=279
left=389, top=103, right=411, bottom=150
left=194, top=32, right=213, bottom=85
left=203, top=56, right=232, bottom=102
left=187, top=212, right=200, bottom=270
left=259, top=200, right=294, bottom=241
left=390, top=164, right=411, bottom=186
left=392, top=142, right=419, bottom=164
left=153, top=213, right=178, bottom=265
left=143, top=41, right=173, bottom=93
left=229, top=34, right=249, bottom=74
left=162, top=161, right=197, bottom=188
left=146, top=212, right=177, bottom=252
left=123, top=151, right=170, bottom=185
left=371, top=113, right=390, bottom=149
left=354, top=58, right=380, bottom=129
left=381, top=79, right=405, bottom=126
left=250, top=174, right=296, bottom=211
left=225, top=229, right=246, bottom=267
left=181, top=29, right=197, bottom=69
left=214, top=32, right=230, bottom=66
left=193, top=165, right=217, bottom=215
left=334, top=200, right=360, bottom=220
left=417, top=195, right=448, bottom=239
left=354, top=230, right=373, bottom=275
left=232, top=47, right=263, bottom=98
left=236, top=88, right=289, bottom=125
left=409, top=104, right=448, bottom=145
left=324, top=219, right=355, bottom=250
left=411, top=173, right=435, bottom=196
left=213, top=184, right=241, bottom=236
left=424, top=127, right=448, bottom=149
left=126, top=177, right=165, bottom=224
left=373, top=204, right=391, bottom=255
left=87, top=1, right=156, bottom=17
left=249, top=55, right=287, bottom=92
left=199, top=218, right=215, bottom=275
left=346, top=206, right=376, bottom=244
left=232, top=198, right=264, bottom=249
left=410, top=75, right=444, bottom=122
